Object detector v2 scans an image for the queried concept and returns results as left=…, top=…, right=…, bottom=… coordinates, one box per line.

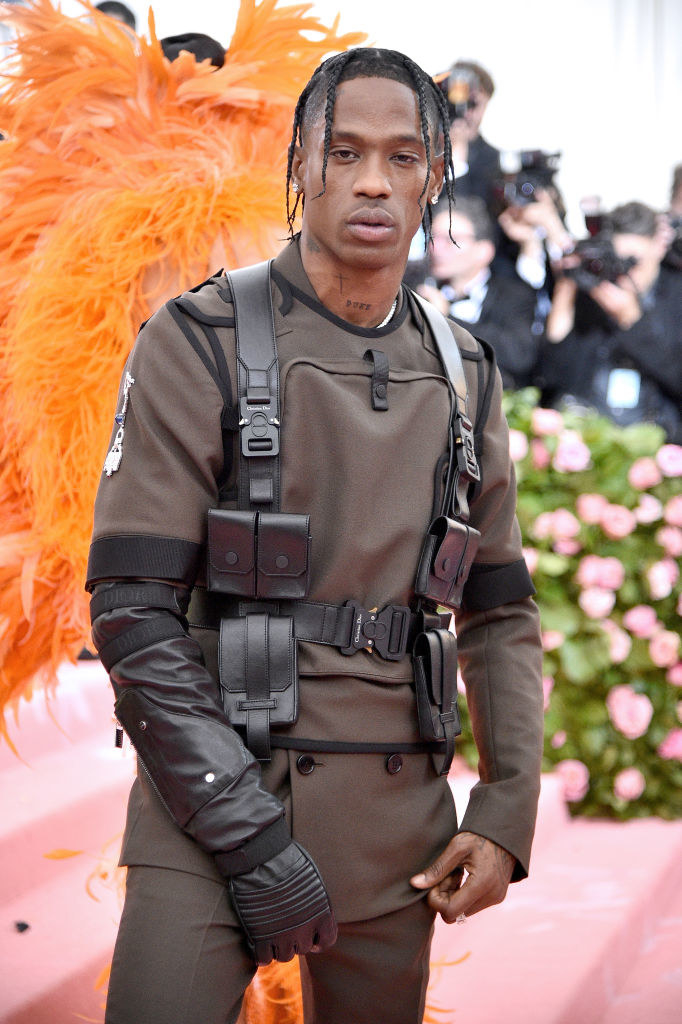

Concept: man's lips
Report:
left=346, top=208, right=395, bottom=241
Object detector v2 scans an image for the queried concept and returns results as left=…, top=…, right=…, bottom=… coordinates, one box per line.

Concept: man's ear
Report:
left=291, top=145, right=305, bottom=190
left=429, top=152, right=445, bottom=202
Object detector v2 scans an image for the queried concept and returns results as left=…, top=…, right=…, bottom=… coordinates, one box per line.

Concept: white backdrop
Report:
left=59, top=0, right=682, bottom=234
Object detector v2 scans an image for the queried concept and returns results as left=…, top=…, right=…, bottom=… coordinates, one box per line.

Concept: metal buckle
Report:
left=339, top=601, right=411, bottom=661
left=239, top=396, right=280, bottom=458
left=455, top=413, right=480, bottom=483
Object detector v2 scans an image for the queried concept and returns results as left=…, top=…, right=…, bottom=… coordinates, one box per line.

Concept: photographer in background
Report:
left=418, top=197, right=540, bottom=391
left=436, top=60, right=501, bottom=213
left=540, top=201, right=682, bottom=442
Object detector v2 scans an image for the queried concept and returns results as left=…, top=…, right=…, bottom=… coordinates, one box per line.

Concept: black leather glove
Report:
left=229, top=841, right=337, bottom=965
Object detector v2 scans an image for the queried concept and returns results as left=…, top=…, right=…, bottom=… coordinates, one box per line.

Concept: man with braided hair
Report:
left=89, top=46, right=543, bottom=1024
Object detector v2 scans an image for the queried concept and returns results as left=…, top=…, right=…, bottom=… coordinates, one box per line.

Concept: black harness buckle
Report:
left=340, top=601, right=411, bottom=661
left=455, top=412, right=479, bottom=483
left=239, top=396, right=280, bottom=457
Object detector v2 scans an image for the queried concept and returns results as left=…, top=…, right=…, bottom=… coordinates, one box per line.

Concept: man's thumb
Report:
left=410, top=851, right=464, bottom=890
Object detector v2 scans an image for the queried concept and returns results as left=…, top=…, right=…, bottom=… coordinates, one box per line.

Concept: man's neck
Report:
left=299, top=236, right=403, bottom=328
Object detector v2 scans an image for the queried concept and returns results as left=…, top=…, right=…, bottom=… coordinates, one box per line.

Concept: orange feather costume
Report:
left=0, top=0, right=364, bottom=730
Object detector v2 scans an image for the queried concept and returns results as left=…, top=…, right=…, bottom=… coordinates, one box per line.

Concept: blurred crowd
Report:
left=406, top=59, right=682, bottom=443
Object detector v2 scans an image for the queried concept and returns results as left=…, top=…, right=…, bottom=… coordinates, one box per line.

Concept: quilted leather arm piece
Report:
left=90, top=582, right=291, bottom=876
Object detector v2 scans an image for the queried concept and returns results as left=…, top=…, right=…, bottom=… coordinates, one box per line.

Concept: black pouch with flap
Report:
left=414, top=515, right=481, bottom=610
left=207, top=508, right=310, bottom=600
left=412, top=627, right=460, bottom=775
left=219, top=613, right=298, bottom=762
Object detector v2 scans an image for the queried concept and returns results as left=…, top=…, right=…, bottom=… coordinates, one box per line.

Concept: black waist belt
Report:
left=187, top=588, right=450, bottom=662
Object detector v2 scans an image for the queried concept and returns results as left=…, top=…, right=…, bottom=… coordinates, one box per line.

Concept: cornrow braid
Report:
left=286, top=47, right=457, bottom=245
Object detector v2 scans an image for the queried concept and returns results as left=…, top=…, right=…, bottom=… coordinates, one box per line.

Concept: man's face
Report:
left=429, top=210, right=493, bottom=283
left=612, top=232, right=663, bottom=290
left=292, top=76, right=443, bottom=274
left=449, top=88, right=490, bottom=144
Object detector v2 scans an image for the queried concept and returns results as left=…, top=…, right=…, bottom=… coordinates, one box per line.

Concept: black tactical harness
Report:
left=187, top=261, right=481, bottom=772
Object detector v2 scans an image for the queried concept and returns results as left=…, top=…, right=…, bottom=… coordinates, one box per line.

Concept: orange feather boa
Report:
left=0, top=0, right=365, bottom=730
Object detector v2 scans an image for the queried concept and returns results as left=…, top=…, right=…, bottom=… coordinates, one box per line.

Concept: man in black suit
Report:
left=419, top=196, right=540, bottom=390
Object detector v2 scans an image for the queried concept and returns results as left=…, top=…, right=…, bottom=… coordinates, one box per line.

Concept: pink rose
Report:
left=666, top=662, right=682, bottom=687
left=531, top=438, right=551, bottom=470
left=553, top=430, right=591, bottom=473
left=655, top=526, right=682, bottom=557
left=532, top=512, right=554, bottom=540
left=576, top=493, right=609, bottom=524
left=647, top=558, right=680, bottom=600
left=649, top=630, right=681, bottom=668
left=579, top=587, right=616, bottom=619
left=509, top=429, right=529, bottom=462
left=542, top=630, right=565, bottom=651
left=532, top=508, right=581, bottom=542
left=613, top=767, right=645, bottom=801
left=576, top=555, right=602, bottom=587
left=523, top=547, right=539, bottom=575
left=577, top=555, right=625, bottom=590
left=531, top=407, right=564, bottom=436
left=634, top=494, right=663, bottom=524
left=599, top=557, right=626, bottom=590
left=656, top=444, right=682, bottom=477
left=606, top=685, right=654, bottom=739
left=553, top=538, right=582, bottom=555
left=551, top=730, right=567, bottom=749
left=628, top=457, right=663, bottom=490
left=664, top=495, right=682, bottom=527
left=623, top=605, right=660, bottom=639
left=657, top=727, right=682, bottom=760
left=552, top=508, right=581, bottom=539
left=601, top=619, right=632, bottom=664
left=555, top=759, right=590, bottom=801
left=542, top=675, right=555, bottom=711
left=457, top=669, right=466, bottom=695
left=600, top=504, right=637, bottom=539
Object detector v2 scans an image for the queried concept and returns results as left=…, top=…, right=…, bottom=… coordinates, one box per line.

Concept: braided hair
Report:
left=286, top=48, right=456, bottom=245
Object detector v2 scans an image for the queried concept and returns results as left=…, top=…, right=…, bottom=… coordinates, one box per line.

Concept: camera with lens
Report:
left=493, top=150, right=561, bottom=212
left=434, top=67, right=480, bottom=121
left=565, top=236, right=637, bottom=292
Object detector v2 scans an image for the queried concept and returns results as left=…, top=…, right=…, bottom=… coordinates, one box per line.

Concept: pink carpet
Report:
left=1, top=661, right=681, bottom=1023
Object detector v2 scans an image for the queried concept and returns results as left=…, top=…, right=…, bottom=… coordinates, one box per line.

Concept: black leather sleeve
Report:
left=90, top=581, right=291, bottom=876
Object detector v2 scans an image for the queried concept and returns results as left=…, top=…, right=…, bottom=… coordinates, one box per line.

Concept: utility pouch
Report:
left=412, top=628, right=460, bottom=776
left=414, top=515, right=481, bottom=609
left=219, top=613, right=298, bottom=761
left=207, top=509, right=310, bottom=600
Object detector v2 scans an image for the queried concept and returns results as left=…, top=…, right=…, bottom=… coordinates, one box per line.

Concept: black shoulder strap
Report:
left=225, top=261, right=280, bottom=511
left=412, top=292, right=480, bottom=521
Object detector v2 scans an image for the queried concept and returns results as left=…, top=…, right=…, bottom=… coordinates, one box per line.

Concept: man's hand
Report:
left=410, top=831, right=515, bottom=923
left=590, top=278, right=643, bottom=330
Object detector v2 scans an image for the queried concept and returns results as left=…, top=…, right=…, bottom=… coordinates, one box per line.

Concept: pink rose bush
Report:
left=453, top=393, right=682, bottom=820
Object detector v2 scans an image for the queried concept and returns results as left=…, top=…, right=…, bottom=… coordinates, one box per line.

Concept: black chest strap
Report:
left=412, top=293, right=480, bottom=521
left=225, top=261, right=280, bottom=511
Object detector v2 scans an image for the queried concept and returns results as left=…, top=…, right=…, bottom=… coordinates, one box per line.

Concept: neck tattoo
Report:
left=376, top=296, right=398, bottom=328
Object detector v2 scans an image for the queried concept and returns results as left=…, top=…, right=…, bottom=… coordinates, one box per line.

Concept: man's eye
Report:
left=331, top=149, right=357, bottom=160
left=393, top=153, right=418, bottom=164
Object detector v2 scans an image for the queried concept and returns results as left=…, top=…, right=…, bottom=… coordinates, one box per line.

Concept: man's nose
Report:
left=353, top=157, right=391, bottom=198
